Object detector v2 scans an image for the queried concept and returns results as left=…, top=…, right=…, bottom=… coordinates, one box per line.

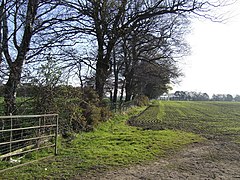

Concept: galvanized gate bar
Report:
left=0, top=114, right=58, bottom=168
left=0, top=124, right=57, bottom=133
left=0, top=114, right=58, bottom=119
left=0, top=134, right=55, bottom=146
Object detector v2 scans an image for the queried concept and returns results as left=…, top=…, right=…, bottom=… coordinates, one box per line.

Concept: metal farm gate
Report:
left=0, top=114, right=58, bottom=172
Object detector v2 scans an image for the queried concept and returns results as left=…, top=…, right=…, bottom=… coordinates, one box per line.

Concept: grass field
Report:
left=161, top=101, right=240, bottom=141
left=129, top=101, right=240, bottom=143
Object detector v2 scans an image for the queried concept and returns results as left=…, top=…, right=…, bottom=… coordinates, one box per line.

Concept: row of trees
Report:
left=212, top=94, right=236, bottom=102
left=172, top=91, right=210, bottom=101
left=161, top=91, right=240, bottom=102
left=0, top=0, right=227, bottom=115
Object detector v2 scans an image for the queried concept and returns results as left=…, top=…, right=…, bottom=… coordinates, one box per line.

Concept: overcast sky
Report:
left=172, top=1, right=240, bottom=96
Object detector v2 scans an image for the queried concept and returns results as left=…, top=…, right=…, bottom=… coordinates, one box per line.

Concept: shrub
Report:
left=32, top=85, right=111, bottom=134
left=133, top=95, right=149, bottom=107
left=32, top=85, right=57, bottom=113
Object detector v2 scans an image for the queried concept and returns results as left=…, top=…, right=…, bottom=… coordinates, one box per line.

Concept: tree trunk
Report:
left=109, top=90, right=113, bottom=102
left=123, top=31, right=138, bottom=102
left=125, top=77, right=133, bottom=102
left=4, top=64, right=22, bottom=115
left=0, top=1, right=3, bottom=65
left=113, top=77, right=118, bottom=103
left=119, top=80, right=125, bottom=104
left=95, top=41, right=113, bottom=99
left=95, top=59, right=109, bottom=99
left=112, top=48, right=118, bottom=103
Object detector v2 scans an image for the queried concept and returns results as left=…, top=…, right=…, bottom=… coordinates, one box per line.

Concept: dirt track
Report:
left=76, top=140, right=240, bottom=180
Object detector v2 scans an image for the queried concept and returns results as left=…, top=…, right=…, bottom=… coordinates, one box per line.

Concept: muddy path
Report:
left=75, top=139, right=240, bottom=180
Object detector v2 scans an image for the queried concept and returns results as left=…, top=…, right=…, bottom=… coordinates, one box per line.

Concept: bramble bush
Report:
left=32, top=86, right=111, bottom=135
left=133, top=95, right=149, bottom=107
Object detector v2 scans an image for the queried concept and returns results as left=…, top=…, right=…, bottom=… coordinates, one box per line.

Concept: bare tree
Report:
left=0, top=0, right=3, bottom=66
left=117, top=12, right=188, bottom=100
left=1, top=0, right=39, bottom=115
left=0, top=0, right=78, bottom=115
left=63, top=0, right=223, bottom=99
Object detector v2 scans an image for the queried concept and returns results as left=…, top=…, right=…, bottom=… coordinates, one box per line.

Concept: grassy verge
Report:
left=0, top=106, right=203, bottom=179
left=128, top=101, right=164, bottom=129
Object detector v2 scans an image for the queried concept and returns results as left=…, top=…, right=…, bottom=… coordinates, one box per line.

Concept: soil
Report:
left=75, top=139, right=240, bottom=180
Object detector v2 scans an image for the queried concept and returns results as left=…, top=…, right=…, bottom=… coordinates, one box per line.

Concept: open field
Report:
left=162, top=101, right=240, bottom=141
left=129, top=101, right=240, bottom=143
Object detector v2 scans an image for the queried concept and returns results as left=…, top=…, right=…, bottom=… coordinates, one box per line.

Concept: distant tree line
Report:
left=211, top=94, right=234, bottom=101
left=160, top=91, right=240, bottom=102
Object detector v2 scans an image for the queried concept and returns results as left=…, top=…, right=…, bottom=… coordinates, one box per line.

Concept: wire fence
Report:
left=0, top=114, right=58, bottom=171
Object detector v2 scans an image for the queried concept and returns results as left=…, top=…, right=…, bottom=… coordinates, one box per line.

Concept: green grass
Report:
left=128, top=101, right=240, bottom=142
left=157, top=101, right=165, bottom=120
left=0, top=106, right=202, bottom=179
left=129, top=105, right=160, bottom=125
left=158, top=101, right=240, bottom=142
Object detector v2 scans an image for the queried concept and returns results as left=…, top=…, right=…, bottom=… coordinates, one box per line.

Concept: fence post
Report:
left=54, top=115, right=58, bottom=155
left=119, top=102, right=122, bottom=113
left=37, top=117, right=41, bottom=148
left=9, top=113, right=13, bottom=158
